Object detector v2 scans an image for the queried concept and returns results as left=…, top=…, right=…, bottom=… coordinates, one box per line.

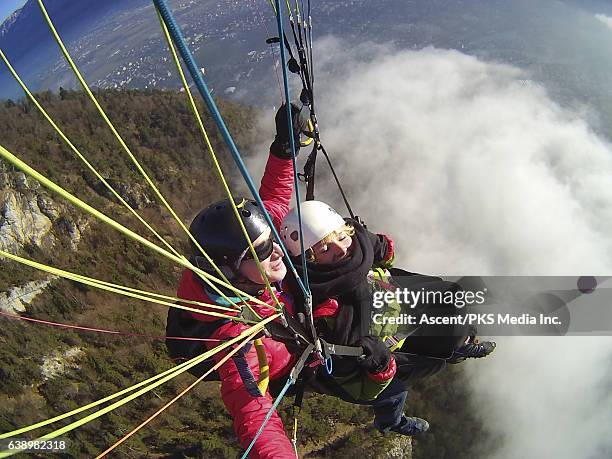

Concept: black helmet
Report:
left=189, top=198, right=271, bottom=278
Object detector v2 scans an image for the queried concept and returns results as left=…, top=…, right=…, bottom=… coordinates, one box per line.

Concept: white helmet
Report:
left=280, top=200, right=346, bottom=257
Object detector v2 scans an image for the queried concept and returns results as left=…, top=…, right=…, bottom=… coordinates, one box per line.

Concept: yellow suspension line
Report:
left=0, top=48, right=185, bottom=263
left=0, top=249, right=244, bottom=319
left=95, top=326, right=269, bottom=458
left=0, top=142, right=277, bottom=311
left=0, top=332, right=224, bottom=439
left=285, top=0, right=293, bottom=17
left=0, top=314, right=278, bottom=457
left=293, top=0, right=301, bottom=19
left=47, top=318, right=273, bottom=438
left=157, top=11, right=282, bottom=312
left=36, top=0, right=244, bottom=310
left=269, top=0, right=277, bottom=15
left=61, top=270, right=236, bottom=310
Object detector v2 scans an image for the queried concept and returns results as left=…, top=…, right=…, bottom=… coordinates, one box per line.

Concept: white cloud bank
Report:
left=250, top=37, right=612, bottom=459
left=310, top=38, right=612, bottom=276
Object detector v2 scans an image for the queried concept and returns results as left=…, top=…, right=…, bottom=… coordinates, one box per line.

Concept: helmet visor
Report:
left=241, top=235, right=274, bottom=262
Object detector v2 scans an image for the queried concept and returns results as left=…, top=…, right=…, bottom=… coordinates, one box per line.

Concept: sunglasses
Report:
left=242, top=235, right=275, bottom=262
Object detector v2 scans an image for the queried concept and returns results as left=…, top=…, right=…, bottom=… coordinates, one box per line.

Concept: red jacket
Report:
left=177, top=154, right=297, bottom=459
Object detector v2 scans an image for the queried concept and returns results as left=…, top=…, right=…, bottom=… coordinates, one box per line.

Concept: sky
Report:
left=0, top=0, right=26, bottom=24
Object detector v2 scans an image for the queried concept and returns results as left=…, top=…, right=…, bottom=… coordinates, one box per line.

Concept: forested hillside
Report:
left=0, top=89, right=484, bottom=458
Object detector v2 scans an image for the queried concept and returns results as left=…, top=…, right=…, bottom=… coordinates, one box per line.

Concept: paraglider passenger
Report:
left=280, top=201, right=496, bottom=435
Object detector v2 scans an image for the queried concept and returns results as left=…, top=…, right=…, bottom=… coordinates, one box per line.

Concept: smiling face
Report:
left=310, top=229, right=354, bottom=265
left=238, top=228, right=287, bottom=284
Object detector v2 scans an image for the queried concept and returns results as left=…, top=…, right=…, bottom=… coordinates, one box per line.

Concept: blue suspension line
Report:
left=239, top=342, right=314, bottom=459
left=152, top=0, right=309, bottom=297
left=273, top=0, right=310, bottom=295
left=239, top=377, right=294, bottom=459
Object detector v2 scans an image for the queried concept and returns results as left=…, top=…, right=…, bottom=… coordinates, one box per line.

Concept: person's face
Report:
left=238, top=228, right=287, bottom=284
left=311, top=230, right=353, bottom=265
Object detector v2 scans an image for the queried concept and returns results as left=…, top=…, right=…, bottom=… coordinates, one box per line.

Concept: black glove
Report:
left=270, top=103, right=310, bottom=159
left=357, top=335, right=391, bottom=374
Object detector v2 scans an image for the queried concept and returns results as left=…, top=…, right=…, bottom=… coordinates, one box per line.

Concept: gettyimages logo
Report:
left=372, top=287, right=487, bottom=309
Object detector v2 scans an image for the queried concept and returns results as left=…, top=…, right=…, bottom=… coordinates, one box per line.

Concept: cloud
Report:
left=469, top=335, right=612, bottom=459
left=595, top=13, right=612, bottom=29
left=311, top=38, right=612, bottom=276
left=248, top=37, right=612, bottom=459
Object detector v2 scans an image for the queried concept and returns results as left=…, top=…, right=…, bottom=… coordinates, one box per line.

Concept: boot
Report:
left=448, top=340, right=496, bottom=363
left=377, top=415, right=430, bottom=436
